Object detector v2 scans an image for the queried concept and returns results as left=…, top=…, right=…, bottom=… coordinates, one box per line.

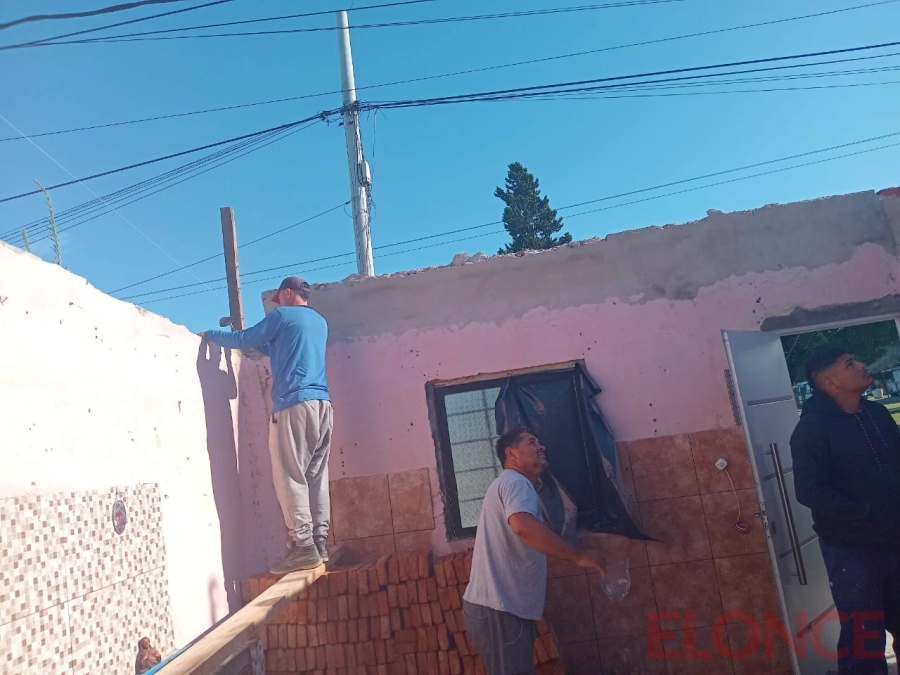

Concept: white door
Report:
left=723, top=330, right=837, bottom=675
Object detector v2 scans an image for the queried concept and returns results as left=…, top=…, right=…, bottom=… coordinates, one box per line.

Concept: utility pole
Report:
left=336, top=10, right=375, bottom=277
left=219, top=206, right=245, bottom=331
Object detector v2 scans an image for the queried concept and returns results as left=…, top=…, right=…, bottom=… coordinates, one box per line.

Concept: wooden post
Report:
left=219, top=207, right=244, bottom=331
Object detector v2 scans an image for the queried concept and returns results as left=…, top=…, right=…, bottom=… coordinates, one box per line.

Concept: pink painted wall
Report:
left=0, top=242, right=282, bottom=647
left=5, top=187, right=896, bottom=648
left=325, top=243, right=898, bottom=475
left=301, top=191, right=900, bottom=552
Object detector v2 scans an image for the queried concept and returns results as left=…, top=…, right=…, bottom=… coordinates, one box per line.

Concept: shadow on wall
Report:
left=235, top=354, right=287, bottom=575
left=197, top=342, right=242, bottom=613
left=208, top=577, right=218, bottom=628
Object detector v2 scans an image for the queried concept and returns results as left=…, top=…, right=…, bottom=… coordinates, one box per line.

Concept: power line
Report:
left=10, top=122, right=321, bottom=246
left=0, top=113, right=218, bottom=295
left=27, top=1, right=684, bottom=46
left=0, top=0, right=190, bottom=31
left=0, top=120, right=318, bottom=243
left=110, top=201, right=351, bottom=294
left=534, top=67, right=900, bottom=104
left=21, top=60, right=897, bottom=238
left=355, top=51, right=900, bottom=108
left=7, top=48, right=899, bottom=242
left=121, top=255, right=352, bottom=300
left=0, top=0, right=429, bottom=51
left=120, top=220, right=505, bottom=299
left=357, top=40, right=900, bottom=111
left=412, top=0, right=900, bottom=83
left=555, top=129, right=900, bottom=212
left=6, top=41, right=898, bottom=253
left=1, top=129, right=275, bottom=241
left=0, top=111, right=336, bottom=204
left=127, top=229, right=508, bottom=304
left=9, top=52, right=899, bottom=241
left=0, top=93, right=334, bottom=143
left=137, top=132, right=900, bottom=305
left=0, top=114, right=329, bottom=205
left=3, top=1, right=234, bottom=51
left=136, top=229, right=507, bottom=304
left=6, top=41, right=899, bottom=206
left=119, top=127, right=900, bottom=302
left=563, top=139, right=900, bottom=220
left=7, top=65, right=900, bottom=243
left=16, top=69, right=899, bottom=250
left=2, top=124, right=292, bottom=239
left=77, top=0, right=442, bottom=38
left=18, top=125, right=298, bottom=231
left=413, top=61, right=900, bottom=107
left=1, top=63, right=896, bottom=147
left=3, top=0, right=893, bottom=143
left=524, top=75, right=900, bottom=102
left=544, top=63, right=900, bottom=91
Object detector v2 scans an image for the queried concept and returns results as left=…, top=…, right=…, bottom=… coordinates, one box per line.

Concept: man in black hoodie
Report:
left=791, top=347, right=900, bottom=675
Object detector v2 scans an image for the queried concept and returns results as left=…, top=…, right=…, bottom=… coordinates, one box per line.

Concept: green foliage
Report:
left=33, top=179, right=62, bottom=266
left=781, top=320, right=899, bottom=383
left=495, top=162, right=571, bottom=254
left=22, top=228, right=31, bottom=253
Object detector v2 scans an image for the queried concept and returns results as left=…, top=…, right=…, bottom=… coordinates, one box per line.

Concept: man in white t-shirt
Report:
left=463, top=428, right=606, bottom=675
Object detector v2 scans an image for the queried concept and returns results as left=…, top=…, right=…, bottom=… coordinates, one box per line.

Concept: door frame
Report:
left=726, top=312, right=900, bottom=675
left=770, top=313, right=900, bottom=337
left=724, top=332, right=804, bottom=675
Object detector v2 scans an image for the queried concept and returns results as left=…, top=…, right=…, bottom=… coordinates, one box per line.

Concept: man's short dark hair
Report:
left=805, top=346, right=850, bottom=390
left=495, top=427, right=533, bottom=467
left=278, top=275, right=311, bottom=301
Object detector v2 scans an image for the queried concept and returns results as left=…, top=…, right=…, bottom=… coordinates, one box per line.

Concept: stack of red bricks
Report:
left=241, top=550, right=565, bottom=675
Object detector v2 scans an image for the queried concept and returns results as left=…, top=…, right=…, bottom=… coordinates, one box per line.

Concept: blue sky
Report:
left=2, top=0, right=899, bottom=332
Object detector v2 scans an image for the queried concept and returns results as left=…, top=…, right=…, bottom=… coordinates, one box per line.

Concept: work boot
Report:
left=270, top=543, right=322, bottom=575
left=315, top=540, right=329, bottom=563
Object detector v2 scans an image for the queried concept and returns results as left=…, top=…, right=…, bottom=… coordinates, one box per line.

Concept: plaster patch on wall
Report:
left=759, top=295, right=900, bottom=332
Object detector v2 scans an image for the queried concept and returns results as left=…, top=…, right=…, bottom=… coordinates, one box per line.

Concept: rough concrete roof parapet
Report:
left=293, top=189, right=895, bottom=294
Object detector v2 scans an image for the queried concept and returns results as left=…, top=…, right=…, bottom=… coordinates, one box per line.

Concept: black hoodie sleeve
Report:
left=790, top=420, right=871, bottom=524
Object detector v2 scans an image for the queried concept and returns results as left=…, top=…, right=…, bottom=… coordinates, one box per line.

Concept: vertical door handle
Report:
left=769, top=443, right=808, bottom=585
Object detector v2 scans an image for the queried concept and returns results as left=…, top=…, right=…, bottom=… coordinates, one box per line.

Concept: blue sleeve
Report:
left=205, top=311, right=282, bottom=351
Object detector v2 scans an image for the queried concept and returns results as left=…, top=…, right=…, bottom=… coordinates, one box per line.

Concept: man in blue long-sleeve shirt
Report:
left=201, top=276, right=333, bottom=574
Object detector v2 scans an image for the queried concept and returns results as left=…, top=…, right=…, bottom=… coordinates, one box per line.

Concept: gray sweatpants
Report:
left=463, top=600, right=536, bottom=675
left=270, top=399, right=333, bottom=546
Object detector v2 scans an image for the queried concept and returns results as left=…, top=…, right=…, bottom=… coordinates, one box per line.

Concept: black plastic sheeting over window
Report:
left=495, top=363, right=653, bottom=541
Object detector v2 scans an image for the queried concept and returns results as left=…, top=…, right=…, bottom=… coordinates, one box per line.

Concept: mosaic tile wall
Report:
left=0, top=484, right=175, bottom=675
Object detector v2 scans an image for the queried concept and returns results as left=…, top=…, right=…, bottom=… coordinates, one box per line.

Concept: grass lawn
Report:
left=884, top=399, right=900, bottom=424
left=795, top=396, right=900, bottom=424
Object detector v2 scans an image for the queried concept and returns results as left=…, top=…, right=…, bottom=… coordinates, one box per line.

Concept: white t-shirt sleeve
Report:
left=499, top=474, right=539, bottom=521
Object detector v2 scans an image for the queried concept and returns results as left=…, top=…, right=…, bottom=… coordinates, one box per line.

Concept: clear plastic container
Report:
left=602, top=555, right=630, bottom=600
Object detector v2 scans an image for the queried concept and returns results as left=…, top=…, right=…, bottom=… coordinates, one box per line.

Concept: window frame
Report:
left=426, top=360, right=585, bottom=541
